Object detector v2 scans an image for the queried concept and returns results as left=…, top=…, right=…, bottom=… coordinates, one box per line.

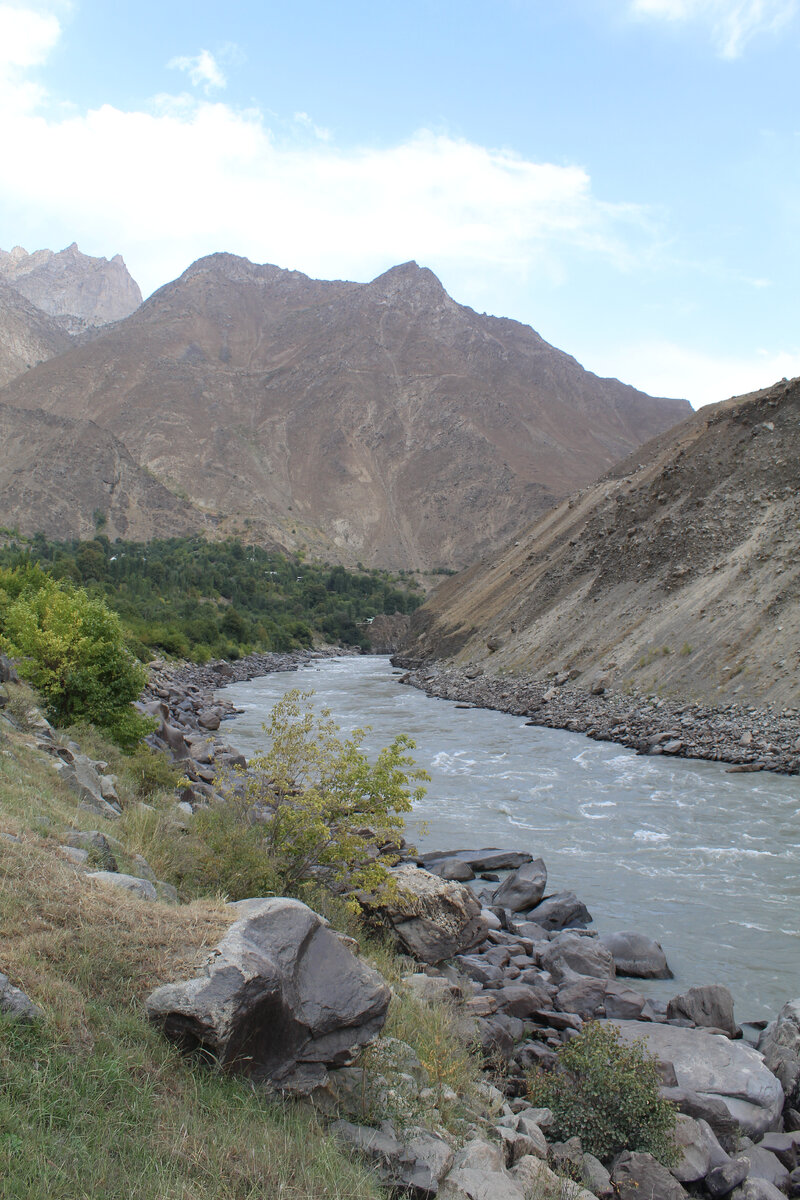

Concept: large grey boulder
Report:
left=599, top=931, right=672, bottom=979
left=528, top=891, right=592, bottom=931
left=671, top=1114, right=729, bottom=1183
left=541, top=932, right=616, bottom=982
left=331, top=1119, right=453, bottom=1195
left=360, top=865, right=489, bottom=964
left=492, top=859, right=547, bottom=913
left=608, top=1021, right=784, bottom=1138
left=88, top=871, right=158, bottom=901
left=758, top=999, right=800, bottom=1106
left=667, top=985, right=740, bottom=1038
left=146, top=898, right=390, bottom=1092
left=612, top=1152, right=688, bottom=1200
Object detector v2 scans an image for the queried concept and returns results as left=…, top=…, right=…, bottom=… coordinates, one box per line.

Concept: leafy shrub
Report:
left=0, top=571, right=150, bottom=748
left=528, top=1022, right=678, bottom=1164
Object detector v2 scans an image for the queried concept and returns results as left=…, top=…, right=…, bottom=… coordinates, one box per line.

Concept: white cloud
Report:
left=0, top=11, right=651, bottom=299
left=591, top=338, right=800, bottom=407
left=0, top=3, right=60, bottom=113
left=168, top=49, right=226, bottom=93
left=631, top=0, right=797, bottom=56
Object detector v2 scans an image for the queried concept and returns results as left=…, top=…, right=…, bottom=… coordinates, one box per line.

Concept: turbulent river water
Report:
left=219, top=655, right=800, bottom=1023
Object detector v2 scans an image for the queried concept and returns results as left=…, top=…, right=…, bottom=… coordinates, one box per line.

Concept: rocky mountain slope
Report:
left=0, top=280, right=71, bottom=388
left=0, top=403, right=199, bottom=541
left=0, top=253, right=690, bottom=570
left=0, top=243, right=141, bottom=331
left=400, top=376, right=800, bottom=706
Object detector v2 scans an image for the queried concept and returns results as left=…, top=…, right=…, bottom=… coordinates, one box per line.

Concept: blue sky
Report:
left=1, top=0, right=798, bottom=406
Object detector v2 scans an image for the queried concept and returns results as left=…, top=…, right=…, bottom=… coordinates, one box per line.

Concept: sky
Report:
left=1, top=0, right=799, bottom=407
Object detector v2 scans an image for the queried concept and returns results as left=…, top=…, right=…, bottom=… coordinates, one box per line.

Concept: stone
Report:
left=739, top=1145, right=791, bottom=1191
left=0, top=972, right=41, bottom=1021
left=608, top=1021, right=785, bottom=1138
left=667, top=985, right=740, bottom=1038
left=598, top=931, right=673, bottom=979
left=612, top=1151, right=688, bottom=1200
left=65, top=830, right=119, bottom=871
left=0, top=654, right=19, bottom=683
left=420, top=849, right=533, bottom=872
left=492, top=860, right=548, bottom=913
left=429, top=857, right=476, bottom=882
left=453, top=1139, right=506, bottom=1173
left=556, top=976, right=607, bottom=1019
left=331, top=1119, right=453, bottom=1195
left=603, top=980, right=646, bottom=1021
left=60, top=845, right=89, bottom=865
left=360, top=865, right=489, bottom=964
left=706, top=1158, right=750, bottom=1197
left=401, top=973, right=460, bottom=1003
left=671, top=1114, right=728, bottom=1182
left=146, top=898, right=390, bottom=1092
left=582, top=1154, right=613, bottom=1197
left=87, top=871, right=158, bottom=901
left=541, top=932, right=615, bottom=982
left=757, top=1133, right=799, bottom=1170
left=57, top=755, right=121, bottom=818
left=439, top=1167, right=525, bottom=1200
left=659, top=1087, right=740, bottom=1152
left=528, top=892, right=592, bottom=931
left=730, top=1180, right=788, bottom=1200
left=514, top=1116, right=548, bottom=1159
left=495, top=983, right=553, bottom=1019
left=758, top=999, right=800, bottom=1106
left=510, top=1156, right=570, bottom=1200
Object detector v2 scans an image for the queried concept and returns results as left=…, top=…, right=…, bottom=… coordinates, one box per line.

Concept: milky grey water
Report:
left=218, top=655, right=800, bottom=1022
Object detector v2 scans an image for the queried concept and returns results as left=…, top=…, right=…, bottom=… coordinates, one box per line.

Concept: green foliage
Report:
left=0, top=533, right=423, bottom=661
left=0, top=569, right=151, bottom=748
left=242, top=689, right=427, bottom=894
left=528, top=1022, right=678, bottom=1165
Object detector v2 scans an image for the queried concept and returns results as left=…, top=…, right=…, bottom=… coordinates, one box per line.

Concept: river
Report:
left=218, top=654, right=800, bottom=1023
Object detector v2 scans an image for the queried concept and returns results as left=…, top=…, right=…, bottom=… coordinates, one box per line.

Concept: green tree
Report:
left=222, top=689, right=428, bottom=895
left=0, top=574, right=150, bottom=748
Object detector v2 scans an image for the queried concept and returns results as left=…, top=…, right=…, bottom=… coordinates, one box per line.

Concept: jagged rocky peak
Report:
left=368, top=260, right=452, bottom=308
left=0, top=242, right=142, bottom=329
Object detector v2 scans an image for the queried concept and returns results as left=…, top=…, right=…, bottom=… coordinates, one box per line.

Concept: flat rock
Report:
left=421, top=849, right=534, bottom=872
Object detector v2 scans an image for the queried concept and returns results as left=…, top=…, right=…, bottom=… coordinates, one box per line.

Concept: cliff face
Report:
left=0, top=403, right=200, bottom=542
left=401, top=377, right=800, bottom=706
left=0, top=280, right=71, bottom=389
left=0, top=253, right=690, bottom=570
left=0, top=243, right=142, bottom=330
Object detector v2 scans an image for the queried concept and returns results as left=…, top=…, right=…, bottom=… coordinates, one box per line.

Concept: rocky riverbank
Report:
left=391, top=659, right=800, bottom=776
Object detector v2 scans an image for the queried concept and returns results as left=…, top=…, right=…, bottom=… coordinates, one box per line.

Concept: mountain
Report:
left=0, top=403, right=199, bottom=542
left=400, top=376, right=800, bottom=705
left=0, top=280, right=71, bottom=388
left=0, top=243, right=141, bottom=332
left=0, top=253, right=690, bottom=569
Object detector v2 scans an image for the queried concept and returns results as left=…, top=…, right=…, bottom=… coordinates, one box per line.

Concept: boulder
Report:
left=671, top=1114, right=729, bottom=1183
left=87, top=871, right=158, bottom=901
left=739, top=1145, right=791, bottom=1191
left=331, top=1119, right=453, bottom=1195
left=730, top=1181, right=788, bottom=1200
left=439, top=1167, right=525, bottom=1200
left=0, top=973, right=41, bottom=1021
left=541, top=932, right=615, bottom=982
left=492, top=860, right=547, bottom=913
left=667, top=985, right=740, bottom=1039
left=528, top=892, right=592, bottom=931
left=360, top=865, right=489, bottom=964
left=56, top=755, right=121, bottom=818
left=608, top=1021, right=784, bottom=1138
left=758, top=1000, right=800, bottom=1106
left=65, top=830, right=118, bottom=871
left=556, top=976, right=607, bottom=1020
left=146, top=898, right=390, bottom=1092
left=659, top=1087, right=740, bottom=1152
left=420, top=849, right=533, bottom=872
left=428, top=858, right=476, bottom=882
left=598, top=931, right=673, bottom=979
left=706, top=1158, right=750, bottom=1198
left=603, top=981, right=646, bottom=1022
left=612, top=1151, right=688, bottom=1200
left=0, top=654, right=19, bottom=683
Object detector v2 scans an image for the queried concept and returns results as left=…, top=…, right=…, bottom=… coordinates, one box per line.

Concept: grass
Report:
left=0, top=682, right=485, bottom=1196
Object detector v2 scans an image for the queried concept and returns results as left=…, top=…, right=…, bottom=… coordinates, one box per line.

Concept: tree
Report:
left=227, top=689, right=428, bottom=895
left=0, top=572, right=150, bottom=748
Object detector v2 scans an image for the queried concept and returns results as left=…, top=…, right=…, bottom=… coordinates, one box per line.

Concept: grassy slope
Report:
left=0, top=685, right=484, bottom=1199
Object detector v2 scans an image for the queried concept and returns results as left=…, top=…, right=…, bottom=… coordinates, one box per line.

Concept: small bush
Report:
left=528, top=1022, right=678, bottom=1165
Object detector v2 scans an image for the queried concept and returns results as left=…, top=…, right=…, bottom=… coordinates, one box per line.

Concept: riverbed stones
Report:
left=608, top=1021, right=785, bottom=1138
left=360, top=864, right=489, bottom=964
left=671, top=1114, right=729, bottom=1182
left=598, top=930, right=673, bottom=979
left=758, top=999, right=800, bottom=1106
left=492, top=859, right=547, bottom=912
left=667, top=985, right=741, bottom=1038
left=146, top=898, right=390, bottom=1092
left=540, top=931, right=615, bottom=981
left=420, top=849, right=534, bottom=873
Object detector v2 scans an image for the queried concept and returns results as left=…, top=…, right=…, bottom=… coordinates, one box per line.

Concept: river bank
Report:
left=392, top=658, right=800, bottom=776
